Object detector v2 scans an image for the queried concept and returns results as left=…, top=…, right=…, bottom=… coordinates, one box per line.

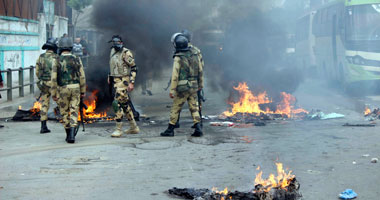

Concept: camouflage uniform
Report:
left=51, top=52, right=86, bottom=129
left=109, top=47, right=139, bottom=137
left=169, top=47, right=204, bottom=125
left=174, top=43, right=204, bottom=127
left=36, top=50, right=58, bottom=121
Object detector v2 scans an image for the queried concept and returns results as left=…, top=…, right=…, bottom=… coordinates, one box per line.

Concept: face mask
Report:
left=113, top=43, right=123, bottom=51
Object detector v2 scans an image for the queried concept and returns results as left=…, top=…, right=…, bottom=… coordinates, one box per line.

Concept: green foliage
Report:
left=67, top=0, right=93, bottom=12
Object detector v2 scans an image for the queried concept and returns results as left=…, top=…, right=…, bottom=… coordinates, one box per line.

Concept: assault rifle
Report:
left=127, top=94, right=140, bottom=121
left=197, top=89, right=206, bottom=126
left=75, top=98, right=88, bottom=136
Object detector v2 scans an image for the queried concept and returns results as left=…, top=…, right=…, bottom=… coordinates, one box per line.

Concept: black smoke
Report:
left=88, top=0, right=304, bottom=108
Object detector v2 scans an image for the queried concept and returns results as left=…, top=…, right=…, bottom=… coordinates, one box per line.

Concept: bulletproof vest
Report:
left=38, top=52, right=57, bottom=81
left=57, top=54, right=81, bottom=86
left=175, top=49, right=200, bottom=83
left=109, top=48, right=130, bottom=77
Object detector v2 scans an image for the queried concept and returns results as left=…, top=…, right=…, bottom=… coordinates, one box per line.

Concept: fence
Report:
left=0, top=66, right=35, bottom=101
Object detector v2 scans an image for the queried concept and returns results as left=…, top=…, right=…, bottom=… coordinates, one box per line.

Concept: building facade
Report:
left=0, top=0, right=68, bottom=82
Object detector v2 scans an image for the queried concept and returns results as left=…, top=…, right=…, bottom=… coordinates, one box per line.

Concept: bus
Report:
left=296, top=0, right=380, bottom=89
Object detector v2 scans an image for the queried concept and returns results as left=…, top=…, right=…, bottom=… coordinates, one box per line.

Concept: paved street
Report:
left=1, top=80, right=380, bottom=200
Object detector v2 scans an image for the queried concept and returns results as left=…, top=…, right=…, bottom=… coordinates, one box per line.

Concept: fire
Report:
left=254, top=163, right=295, bottom=192
left=30, top=101, right=42, bottom=112
left=364, top=107, right=371, bottom=116
left=212, top=187, right=230, bottom=200
left=212, top=187, right=229, bottom=195
left=18, top=105, right=22, bottom=110
left=223, top=82, right=307, bottom=117
left=78, top=90, right=107, bottom=121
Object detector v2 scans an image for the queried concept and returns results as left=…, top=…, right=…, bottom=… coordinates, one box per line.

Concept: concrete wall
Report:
left=0, top=15, right=68, bottom=84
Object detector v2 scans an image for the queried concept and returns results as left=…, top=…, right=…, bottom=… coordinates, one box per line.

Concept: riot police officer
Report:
left=161, top=34, right=204, bottom=137
left=108, top=35, right=140, bottom=137
left=36, top=38, right=59, bottom=134
left=51, top=37, right=86, bottom=143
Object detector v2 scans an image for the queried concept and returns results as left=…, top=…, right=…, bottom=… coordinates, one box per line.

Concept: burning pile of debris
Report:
left=12, top=101, right=42, bottom=121
left=168, top=163, right=301, bottom=200
left=77, top=90, right=115, bottom=123
left=219, top=82, right=308, bottom=124
left=364, top=107, right=380, bottom=121
left=13, top=90, right=115, bottom=123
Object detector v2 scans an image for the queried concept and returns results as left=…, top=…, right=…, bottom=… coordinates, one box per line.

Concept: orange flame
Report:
left=364, top=107, right=371, bottom=116
left=78, top=90, right=107, bottom=121
left=223, top=82, right=307, bottom=117
left=30, top=101, right=42, bottom=114
left=212, top=187, right=230, bottom=199
left=254, top=163, right=295, bottom=192
left=32, top=101, right=41, bottom=110
left=18, top=105, right=22, bottom=110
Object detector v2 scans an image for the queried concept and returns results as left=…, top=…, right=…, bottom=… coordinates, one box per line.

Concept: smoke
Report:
left=89, top=0, right=304, bottom=107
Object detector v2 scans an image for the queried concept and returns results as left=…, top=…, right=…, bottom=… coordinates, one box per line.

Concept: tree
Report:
left=67, top=0, right=93, bottom=37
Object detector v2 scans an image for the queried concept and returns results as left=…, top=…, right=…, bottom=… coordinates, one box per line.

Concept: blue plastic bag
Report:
left=339, top=189, right=357, bottom=199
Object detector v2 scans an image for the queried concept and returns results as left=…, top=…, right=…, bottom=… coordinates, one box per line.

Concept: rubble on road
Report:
left=364, top=107, right=380, bottom=121
left=168, top=178, right=302, bottom=200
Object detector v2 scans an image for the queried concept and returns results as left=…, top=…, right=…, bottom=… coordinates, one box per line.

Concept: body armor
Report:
left=174, top=48, right=201, bottom=92
left=37, top=52, right=57, bottom=81
left=109, top=47, right=133, bottom=78
left=57, top=54, right=81, bottom=86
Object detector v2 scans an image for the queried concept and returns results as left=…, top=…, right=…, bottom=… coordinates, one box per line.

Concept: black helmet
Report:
left=181, top=29, right=192, bottom=42
left=42, top=38, right=58, bottom=51
left=109, top=35, right=123, bottom=51
left=173, top=35, right=189, bottom=51
left=58, top=37, right=73, bottom=51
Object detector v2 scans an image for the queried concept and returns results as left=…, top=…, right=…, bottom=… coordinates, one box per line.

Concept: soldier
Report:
left=108, top=35, right=139, bottom=137
left=160, top=34, right=203, bottom=137
left=51, top=37, right=86, bottom=143
left=174, top=30, right=205, bottom=128
left=36, top=38, right=58, bottom=134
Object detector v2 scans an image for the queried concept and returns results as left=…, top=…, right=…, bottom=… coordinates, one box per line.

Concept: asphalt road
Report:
left=0, top=80, right=379, bottom=200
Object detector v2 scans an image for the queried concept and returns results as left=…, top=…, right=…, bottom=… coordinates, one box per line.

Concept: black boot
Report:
left=160, top=124, right=175, bottom=137
left=66, top=127, right=75, bottom=143
left=191, top=123, right=203, bottom=137
left=65, top=128, right=70, bottom=142
left=40, top=121, right=51, bottom=134
left=191, top=122, right=203, bottom=128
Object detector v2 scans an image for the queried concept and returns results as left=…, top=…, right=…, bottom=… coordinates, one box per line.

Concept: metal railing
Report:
left=0, top=66, right=35, bottom=101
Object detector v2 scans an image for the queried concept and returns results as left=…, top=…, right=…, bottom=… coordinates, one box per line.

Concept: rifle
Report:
left=36, top=92, right=43, bottom=102
left=164, top=78, right=171, bottom=91
left=76, top=98, right=88, bottom=135
left=197, top=89, right=206, bottom=126
left=127, top=94, right=140, bottom=121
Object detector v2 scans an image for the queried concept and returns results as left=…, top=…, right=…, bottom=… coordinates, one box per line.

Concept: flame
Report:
left=223, top=82, right=307, bottom=117
left=212, top=187, right=229, bottom=199
left=18, top=105, right=22, bottom=110
left=32, top=101, right=41, bottom=110
left=364, top=107, right=371, bottom=116
left=27, top=101, right=42, bottom=115
left=254, top=163, right=295, bottom=192
left=78, top=90, right=107, bottom=121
